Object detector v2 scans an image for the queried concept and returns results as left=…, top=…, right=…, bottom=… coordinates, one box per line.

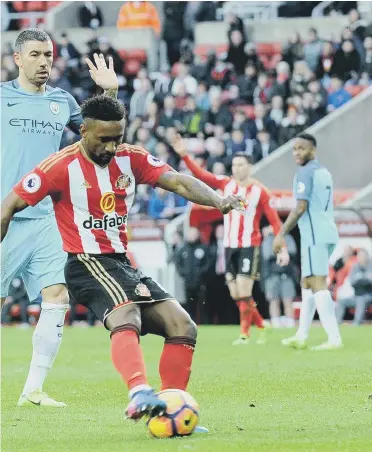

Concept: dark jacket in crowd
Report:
left=252, top=139, right=278, bottom=163
left=204, top=105, right=233, bottom=131
left=247, top=116, right=278, bottom=141
left=331, top=48, right=361, bottom=81
left=261, top=233, right=298, bottom=280
left=236, top=74, right=257, bottom=103
left=175, top=241, right=211, bottom=290
left=226, top=43, right=249, bottom=75
left=79, top=2, right=103, bottom=28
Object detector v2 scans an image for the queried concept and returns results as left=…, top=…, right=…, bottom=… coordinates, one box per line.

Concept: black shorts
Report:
left=65, top=253, right=174, bottom=329
left=225, top=247, right=260, bottom=280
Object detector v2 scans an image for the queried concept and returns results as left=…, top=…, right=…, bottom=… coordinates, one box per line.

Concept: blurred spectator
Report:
left=304, top=79, right=328, bottom=123
left=226, top=30, right=248, bottom=75
left=129, top=76, right=154, bottom=121
left=1, top=278, right=29, bottom=327
left=158, top=95, right=183, bottom=131
left=303, top=27, right=323, bottom=72
left=1, top=53, right=18, bottom=81
left=58, top=32, right=80, bottom=67
left=290, top=60, right=313, bottom=96
left=142, top=101, right=160, bottom=133
left=361, top=36, right=372, bottom=78
left=226, top=129, right=250, bottom=155
left=206, top=139, right=231, bottom=171
left=282, top=32, right=304, bottom=70
left=253, top=72, right=271, bottom=104
left=336, top=249, right=372, bottom=325
left=171, top=63, right=198, bottom=96
left=340, top=26, right=364, bottom=59
left=252, top=129, right=278, bottom=163
left=211, top=161, right=226, bottom=176
left=327, top=76, right=352, bottom=111
left=1, top=2, right=10, bottom=32
left=182, top=96, right=205, bottom=137
left=261, top=226, right=297, bottom=328
left=148, top=187, right=187, bottom=220
left=331, top=40, right=360, bottom=82
left=117, top=1, right=160, bottom=35
left=270, top=95, right=285, bottom=126
left=204, top=94, right=233, bottom=134
left=232, top=110, right=250, bottom=136
left=48, top=65, right=73, bottom=93
left=184, top=1, right=218, bottom=41
left=175, top=227, right=211, bottom=321
left=136, top=127, right=157, bottom=154
left=279, top=106, right=307, bottom=145
left=195, top=81, right=211, bottom=111
left=89, top=36, right=123, bottom=74
left=271, top=61, right=291, bottom=100
left=315, top=41, right=335, bottom=81
left=79, top=1, right=103, bottom=29
left=162, top=2, right=186, bottom=66
left=348, top=9, right=367, bottom=42
left=226, top=14, right=246, bottom=42
left=237, top=63, right=258, bottom=103
left=248, top=103, right=278, bottom=141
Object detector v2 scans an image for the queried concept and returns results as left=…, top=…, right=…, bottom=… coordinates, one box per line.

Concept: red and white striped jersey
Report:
left=14, top=142, right=171, bottom=254
left=183, top=155, right=282, bottom=248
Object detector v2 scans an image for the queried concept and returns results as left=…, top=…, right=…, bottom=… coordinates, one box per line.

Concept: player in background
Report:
left=1, top=95, right=246, bottom=420
left=273, top=133, right=343, bottom=351
left=173, top=137, right=289, bottom=345
left=1, top=29, right=118, bottom=407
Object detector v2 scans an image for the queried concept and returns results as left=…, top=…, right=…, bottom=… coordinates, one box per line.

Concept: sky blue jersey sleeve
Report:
left=63, top=90, right=82, bottom=135
left=295, top=165, right=314, bottom=201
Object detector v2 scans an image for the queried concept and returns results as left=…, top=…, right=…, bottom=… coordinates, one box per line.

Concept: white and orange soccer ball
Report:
left=147, top=389, right=199, bottom=438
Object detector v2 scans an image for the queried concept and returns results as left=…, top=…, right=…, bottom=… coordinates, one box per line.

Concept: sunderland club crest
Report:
left=115, top=174, right=132, bottom=190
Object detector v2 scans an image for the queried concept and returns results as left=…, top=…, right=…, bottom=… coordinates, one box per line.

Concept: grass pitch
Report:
left=2, top=325, right=372, bottom=452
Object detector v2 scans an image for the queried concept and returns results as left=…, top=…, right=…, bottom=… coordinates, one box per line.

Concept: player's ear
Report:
left=13, top=52, right=21, bottom=69
left=80, top=123, right=87, bottom=138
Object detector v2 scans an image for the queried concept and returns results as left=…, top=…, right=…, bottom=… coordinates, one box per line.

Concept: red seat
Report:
left=118, top=49, right=128, bottom=60
left=256, top=42, right=282, bottom=56
left=345, top=85, right=365, bottom=97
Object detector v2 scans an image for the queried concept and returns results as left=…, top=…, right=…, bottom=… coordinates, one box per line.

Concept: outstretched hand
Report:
left=218, top=195, right=247, bottom=214
left=172, top=134, right=188, bottom=157
left=86, top=53, right=118, bottom=91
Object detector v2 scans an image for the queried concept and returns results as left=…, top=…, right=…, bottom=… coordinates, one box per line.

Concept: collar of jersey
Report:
left=12, top=78, right=50, bottom=96
left=79, top=141, right=110, bottom=170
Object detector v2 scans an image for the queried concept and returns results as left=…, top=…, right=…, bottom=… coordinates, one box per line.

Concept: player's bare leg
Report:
left=283, top=297, right=295, bottom=328
left=268, top=298, right=281, bottom=328
left=306, top=276, right=342, bottom=350
left=18, top=284, right=69, bottom=407
left=141, top=299, right=208, bottom=433
left=106, top=304, right=166, bottom=421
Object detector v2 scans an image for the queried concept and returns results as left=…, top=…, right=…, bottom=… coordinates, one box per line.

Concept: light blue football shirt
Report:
left=1, top=79, right=82, bottom=218
left=293, top=159, right=339, bottom=246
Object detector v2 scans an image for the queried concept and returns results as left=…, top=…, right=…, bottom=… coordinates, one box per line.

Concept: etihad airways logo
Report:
left=83, top=213, right=128, bottom=231
left=9, top=118, right=64, bottom=135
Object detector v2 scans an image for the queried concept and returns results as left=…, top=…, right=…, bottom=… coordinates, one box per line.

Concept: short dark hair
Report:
left=296, top=132, right=317, bottom=148
left=81, top=95, right=126, bottom=122
left=15, top=29, right=51, bottom=52
left=232, top=153, right=253, bottom=164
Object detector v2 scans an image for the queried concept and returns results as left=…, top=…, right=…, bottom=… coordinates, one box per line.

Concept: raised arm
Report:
left=156, top=171, right=245, bottom=214
left=1, top=191, right=29, bottom=241
left=173, top=135, right=229, bottom=190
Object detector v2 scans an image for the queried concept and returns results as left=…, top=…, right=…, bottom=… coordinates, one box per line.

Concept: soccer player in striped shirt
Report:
left=173, top=136, right=289, bottom=345
left=1, top=95, right=246, bottom=420
left=273, top=133, right=342, bottom=351
left=1, top=28, right=118, bottom=407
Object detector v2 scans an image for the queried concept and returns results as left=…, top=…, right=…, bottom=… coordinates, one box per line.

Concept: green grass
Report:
left=2, top=325, right=372, bottom=452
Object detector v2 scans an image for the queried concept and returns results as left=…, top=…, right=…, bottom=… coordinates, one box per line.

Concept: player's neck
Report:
left=17, top=74, right=46, bottom=94
left=234, top=177, right=253, bottom=187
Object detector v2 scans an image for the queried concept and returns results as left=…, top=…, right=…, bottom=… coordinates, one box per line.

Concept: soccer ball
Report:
left=147, top=389, right=199, bottom=438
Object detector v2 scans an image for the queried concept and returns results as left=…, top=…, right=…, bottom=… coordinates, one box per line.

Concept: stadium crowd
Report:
left=2, top=2, right=372, bottom=326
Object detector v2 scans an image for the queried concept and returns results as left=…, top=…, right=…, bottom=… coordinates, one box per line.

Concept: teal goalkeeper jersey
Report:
left=293, top=159, right=339, bottom=246
left=1, top=79, right=82, bottom=218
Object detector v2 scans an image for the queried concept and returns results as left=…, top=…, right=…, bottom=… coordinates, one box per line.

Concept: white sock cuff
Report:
left=41, top=302, right=69, bottom=312
left=128, top=384, right=152, bottom=399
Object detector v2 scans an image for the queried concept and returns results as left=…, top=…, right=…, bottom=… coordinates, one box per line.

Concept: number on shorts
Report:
left=242, top=258, right=251, bottom=273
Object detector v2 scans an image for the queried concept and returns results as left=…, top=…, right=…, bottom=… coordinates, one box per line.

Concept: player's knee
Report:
left=106, top=303, right=141, bottom=332
left=166, top=309, right=197, bottom=340
left=42, top=284, right=69, bottom=305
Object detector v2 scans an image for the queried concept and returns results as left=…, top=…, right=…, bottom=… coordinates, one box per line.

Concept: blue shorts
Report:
left=301, top=243, right=336, bottom=278
left=1, top=215, right=66, bottom=301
